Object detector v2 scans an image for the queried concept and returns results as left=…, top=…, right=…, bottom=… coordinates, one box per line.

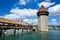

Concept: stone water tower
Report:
left=37, top=5, right=49, bottom=31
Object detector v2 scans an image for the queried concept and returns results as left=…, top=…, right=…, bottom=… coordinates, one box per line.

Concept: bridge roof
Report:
left=0, top=17, right=32, bottom=26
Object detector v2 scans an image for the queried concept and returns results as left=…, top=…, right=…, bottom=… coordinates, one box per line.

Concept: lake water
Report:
left=0, top=30, right=60, bottom=40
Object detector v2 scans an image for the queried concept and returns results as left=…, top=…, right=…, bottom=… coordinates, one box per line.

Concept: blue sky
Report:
left=0, top=0, right=60, bottom=25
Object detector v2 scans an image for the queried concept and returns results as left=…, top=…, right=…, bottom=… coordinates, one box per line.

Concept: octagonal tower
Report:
left=37, top=5, right=49, bottom=31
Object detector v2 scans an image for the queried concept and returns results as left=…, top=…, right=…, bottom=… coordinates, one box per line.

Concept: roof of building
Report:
left=37, top=5, right=49, bottom=13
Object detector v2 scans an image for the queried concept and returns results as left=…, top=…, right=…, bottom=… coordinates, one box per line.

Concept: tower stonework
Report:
left=37, top=5, right=49, bottom=31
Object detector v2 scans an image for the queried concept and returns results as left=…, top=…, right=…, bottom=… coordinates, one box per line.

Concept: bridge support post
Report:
left=22, top=28, right=23, bottom=34
left=14, top=29, right=16, bottom=35
left=4, top=29, right=7, bottom=36
left=27, top=28, right=28, bottom=32
left=0, top=29, right=2, bottom=36
left=30, top=28, right=32, bottom=31
left=18, top=29, right=19, bottom=30
left=17, top=29, right=19, bottom=34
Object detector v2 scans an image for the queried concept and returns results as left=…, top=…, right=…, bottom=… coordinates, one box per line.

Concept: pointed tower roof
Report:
left=37, top=5, right=49, bottom=16
left=38, top=5, right=48, bottom=13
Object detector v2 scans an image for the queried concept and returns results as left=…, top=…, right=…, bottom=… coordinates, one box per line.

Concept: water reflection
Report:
left=38, top=31, right=48, bottom=40
left=0, top=30, right=60, bottom=40
left=49, top=30, right=60, bottom=40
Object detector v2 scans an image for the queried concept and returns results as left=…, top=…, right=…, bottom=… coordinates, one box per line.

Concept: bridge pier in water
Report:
left=0, top=29, right=2, bottom=35
left=14, top=29, right=16, bottom=35
left=27, top=29, right=28, bottom=32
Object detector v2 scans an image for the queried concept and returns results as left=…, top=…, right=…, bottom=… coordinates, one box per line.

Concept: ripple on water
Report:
left=0, top=30, right=60, bottom=40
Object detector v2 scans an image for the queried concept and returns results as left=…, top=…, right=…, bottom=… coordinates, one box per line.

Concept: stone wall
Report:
left=38, top=14, right=48, bottom=31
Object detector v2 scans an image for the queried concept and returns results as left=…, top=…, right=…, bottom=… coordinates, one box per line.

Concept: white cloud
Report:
left=23, top=19, right=38, bottom=25
left=0, top=7, right=38, bottom=23
left=50, top=19, right=60, bottom=26
left=51, top=19, right=57, bottom=22
left=50, top=19, right=57, bottom=25
left=48, top=4, right=60, bottom=15
left=10, top=7, right=38, bottom=18
left=19, top=0, right=29, bottom=5
left=38, top=1, right=55, bottom=8
left=4, top=14, right=20, bottom=20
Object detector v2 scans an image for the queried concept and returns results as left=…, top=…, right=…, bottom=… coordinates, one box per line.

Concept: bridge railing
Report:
left=0, top=22, right=33, bottom=29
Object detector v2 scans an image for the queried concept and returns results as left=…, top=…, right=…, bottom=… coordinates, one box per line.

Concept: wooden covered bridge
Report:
left=0, top=17, right=33, bottom=35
